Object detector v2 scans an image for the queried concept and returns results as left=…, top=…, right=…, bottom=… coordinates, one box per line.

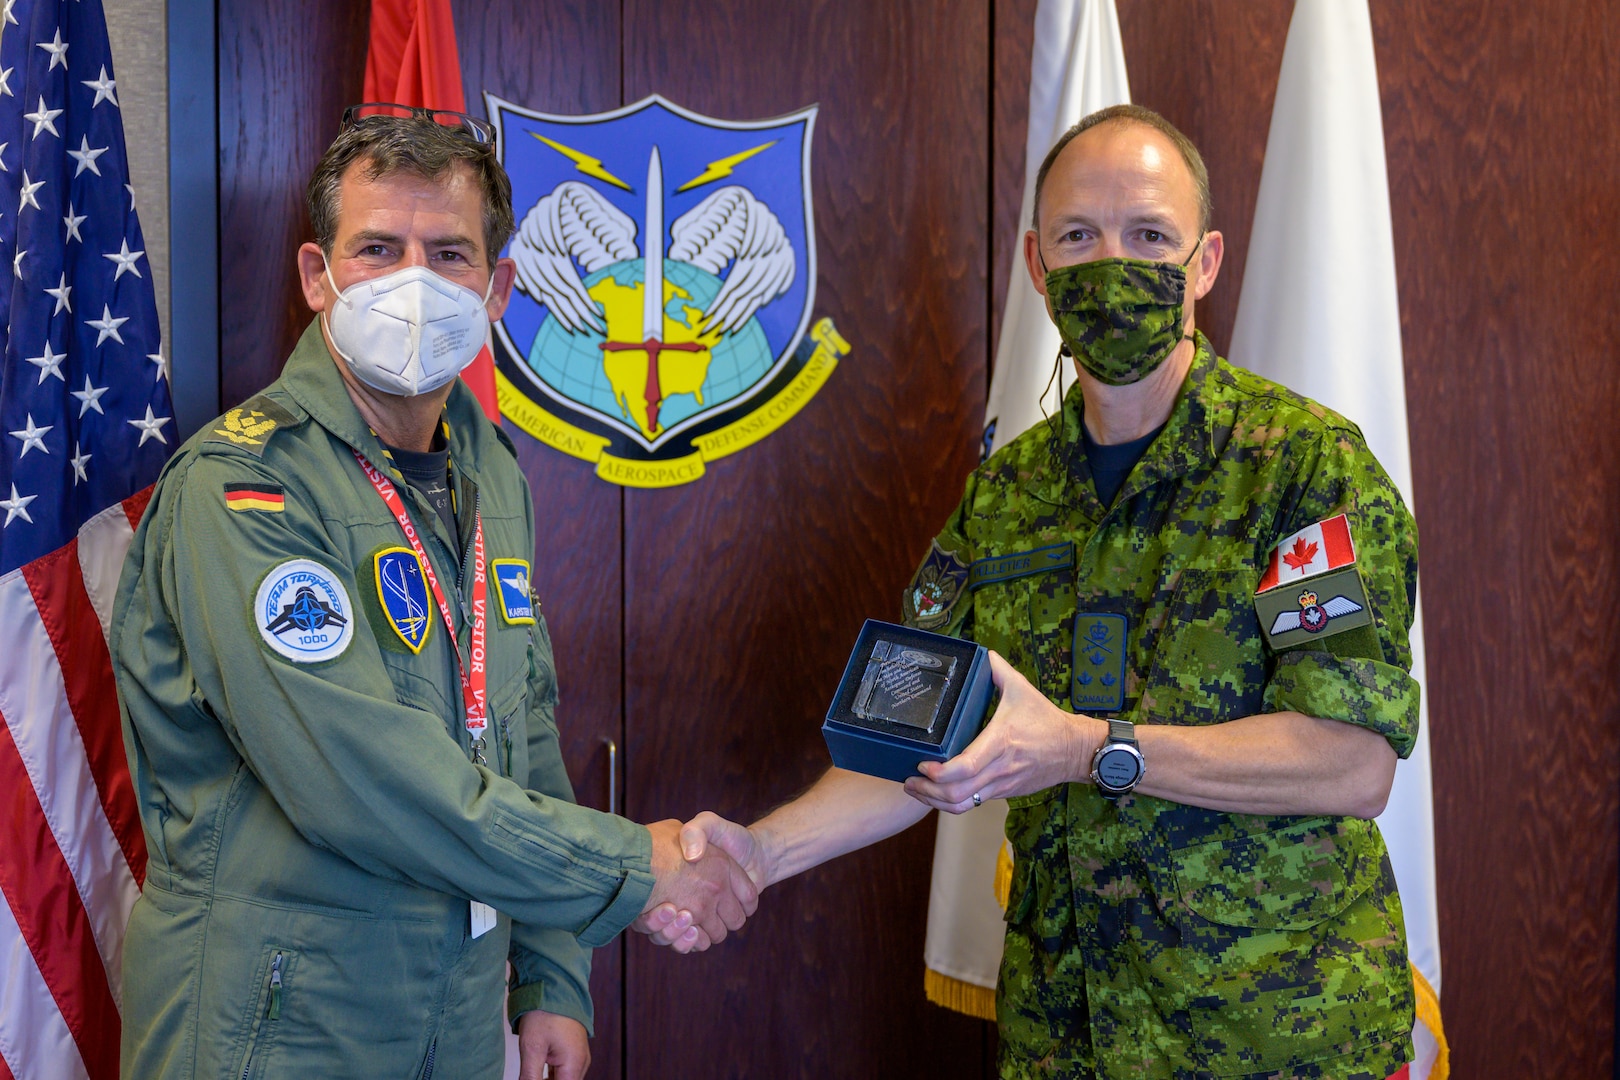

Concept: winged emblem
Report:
left=509, top=167, right=795, bottom=339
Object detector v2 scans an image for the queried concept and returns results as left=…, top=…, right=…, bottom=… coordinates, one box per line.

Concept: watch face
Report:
left=1094, top=745, right=1143, bottom=792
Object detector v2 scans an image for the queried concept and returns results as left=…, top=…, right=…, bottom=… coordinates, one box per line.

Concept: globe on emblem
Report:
left=527, top=259, right=774, bottom=441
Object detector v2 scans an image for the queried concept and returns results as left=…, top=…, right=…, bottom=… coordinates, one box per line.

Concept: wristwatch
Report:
left=1089, top=719, right=1145, bottom=800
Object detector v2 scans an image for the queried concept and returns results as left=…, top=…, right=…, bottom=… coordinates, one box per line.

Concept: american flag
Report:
left=0, top=1, right=172, bottom=1077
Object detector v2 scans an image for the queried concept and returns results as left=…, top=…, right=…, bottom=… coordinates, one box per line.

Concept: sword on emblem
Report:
left=599, top=145, right=702, bottom=434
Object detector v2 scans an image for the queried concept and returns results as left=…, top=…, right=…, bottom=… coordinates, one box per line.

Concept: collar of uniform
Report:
left=1055, top=331, right=1220, bottom=512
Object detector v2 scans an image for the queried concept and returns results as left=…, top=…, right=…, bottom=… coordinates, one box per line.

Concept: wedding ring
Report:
left=972, top=791, right=982, bottom=807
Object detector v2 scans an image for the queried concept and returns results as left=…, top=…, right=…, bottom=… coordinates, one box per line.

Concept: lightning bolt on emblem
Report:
left=529, top=132, right=634, bottom=191
left=675, top=140, right=776, bottom=193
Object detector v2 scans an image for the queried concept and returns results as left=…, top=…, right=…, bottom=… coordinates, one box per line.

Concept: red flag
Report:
left=364, top=0, right=502, bottom=422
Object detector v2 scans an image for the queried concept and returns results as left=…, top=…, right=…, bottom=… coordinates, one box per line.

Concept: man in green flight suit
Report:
left=111, top=107, right=756, bottom=1080
left=663, top=105, right=1420, bottom=1078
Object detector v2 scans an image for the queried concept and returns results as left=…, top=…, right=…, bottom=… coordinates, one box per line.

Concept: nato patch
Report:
left=903, top=541, right=969, bottom=630
left=968, top=543, right=1074, bottom=591
left=255, top=559, right=352, bottom=663
left=492, top=559, right=537, bottom=625
left=374, top=548, right=434, bottom=653
left=1072, top=613, right=1128, bottom=714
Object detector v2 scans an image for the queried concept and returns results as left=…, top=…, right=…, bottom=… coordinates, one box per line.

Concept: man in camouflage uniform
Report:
left=667, top=105, right=1419, bottom=1079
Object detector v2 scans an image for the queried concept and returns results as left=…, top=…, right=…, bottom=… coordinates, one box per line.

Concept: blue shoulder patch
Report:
left=492, top=559, right=537, bottom=625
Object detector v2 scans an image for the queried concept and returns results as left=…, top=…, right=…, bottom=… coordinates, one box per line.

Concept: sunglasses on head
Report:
left=340, top=102, right=496, bottom=146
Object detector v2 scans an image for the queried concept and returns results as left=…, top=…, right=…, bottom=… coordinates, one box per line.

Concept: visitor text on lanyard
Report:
left=354, top=450, right=489, bottom=762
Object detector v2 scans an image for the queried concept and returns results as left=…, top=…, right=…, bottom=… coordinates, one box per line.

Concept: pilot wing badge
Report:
left=484, top=93, right=849, bottom=489
left=375, top=548, right=434, bottom=653
left=1253, top=513, right=1373, bottom=650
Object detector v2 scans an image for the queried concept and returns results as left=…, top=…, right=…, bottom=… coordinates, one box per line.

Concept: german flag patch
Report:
left=224, top=483, right=285, bottom=513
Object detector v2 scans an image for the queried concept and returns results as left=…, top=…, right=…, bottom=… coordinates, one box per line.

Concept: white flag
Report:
left=923, top=0, right=1130, bottom=1020
left=1229, top=2, right=1446, bottom=1077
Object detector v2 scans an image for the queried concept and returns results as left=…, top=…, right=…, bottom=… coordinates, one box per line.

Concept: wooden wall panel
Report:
left=1372, top=1, right=1620, bottom=1073
left=451, top=3, right=629, bottom=1074
left=217, top=0, right=368, bottom=407
left=618, top=1, right=993, bottom=1076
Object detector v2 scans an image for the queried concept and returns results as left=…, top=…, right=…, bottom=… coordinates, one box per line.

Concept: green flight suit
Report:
left=111, top=322, right=654, bottom=1079
left=906, top=336, right=1419, bottom=1080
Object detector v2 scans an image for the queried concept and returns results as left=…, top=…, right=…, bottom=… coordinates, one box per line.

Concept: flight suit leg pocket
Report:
left=231, top=944, right=298, bottom=1080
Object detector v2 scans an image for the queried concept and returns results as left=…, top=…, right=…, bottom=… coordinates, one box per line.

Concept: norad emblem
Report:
left=485, top=93, right=849, bottom=488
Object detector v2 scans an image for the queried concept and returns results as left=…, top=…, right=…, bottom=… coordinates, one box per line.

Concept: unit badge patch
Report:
left=902, top=542, right=970, bottom=630
left=492, top=559, right=537, bottom=625
left=374, top=548, right=433, bottom=652
left=1254, top=513, right=1373, bottom=650
left=255, top=559, right=352, bottom=663
left=1072, top=613, right=1128, bottom=714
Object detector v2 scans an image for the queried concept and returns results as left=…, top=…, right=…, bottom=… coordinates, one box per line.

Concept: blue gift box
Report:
left=821, top=620, right=994, bottom=783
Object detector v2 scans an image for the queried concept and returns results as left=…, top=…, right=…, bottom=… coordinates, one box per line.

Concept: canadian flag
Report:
left=1257, top=513, right=1357, bottom=593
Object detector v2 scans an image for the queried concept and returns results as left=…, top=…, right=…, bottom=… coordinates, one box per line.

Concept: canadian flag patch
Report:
left=1256, top=514, right=1356, bottom=594
left=1253, top=514, right=1373, bottom=649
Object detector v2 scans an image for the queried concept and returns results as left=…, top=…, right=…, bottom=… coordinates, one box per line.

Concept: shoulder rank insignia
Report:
left=374, top=548, right=434, bottom=652
left=903, top=541, right=970, bottom=630
left=1254, top=513, right=1373, bottom=650
left=491, top=560, right=537, bottom=625
left=207, top=396, right=299, bottom=457
left=224, top=482, right=285, bottom=513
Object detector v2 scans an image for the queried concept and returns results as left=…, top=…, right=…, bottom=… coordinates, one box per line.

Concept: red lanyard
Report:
left=354, top=450, right=489, bottom=758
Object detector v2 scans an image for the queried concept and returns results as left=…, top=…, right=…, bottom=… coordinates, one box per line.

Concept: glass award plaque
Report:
left=822, top=620, right=994, bottom=783
left=852, top=639, right=958, bottom=732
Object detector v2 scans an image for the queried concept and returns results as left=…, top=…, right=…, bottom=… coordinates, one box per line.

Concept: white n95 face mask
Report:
left=322, top=261, right=493, bottom=397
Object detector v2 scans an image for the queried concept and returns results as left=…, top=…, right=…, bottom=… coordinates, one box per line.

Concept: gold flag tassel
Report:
left=922, top=840, right=1017, bottom=1022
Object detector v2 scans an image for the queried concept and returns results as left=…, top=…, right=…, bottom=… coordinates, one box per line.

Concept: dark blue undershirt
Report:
left=1083, top=421, right=1165, bottom=508
left=386, top=441, right=456, bottom=542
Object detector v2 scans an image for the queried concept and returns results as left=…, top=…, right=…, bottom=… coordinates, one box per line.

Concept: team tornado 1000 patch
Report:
left=255, top=559, right=353, bottom=663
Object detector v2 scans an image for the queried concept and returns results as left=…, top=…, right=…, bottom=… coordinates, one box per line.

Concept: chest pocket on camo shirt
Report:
left=1148, top=816, right=1407, bottom=1075
left=1142, top=568, right=1267, bottom=727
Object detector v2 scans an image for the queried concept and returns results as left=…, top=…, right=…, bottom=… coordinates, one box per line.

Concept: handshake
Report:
left=630, top=813, right=767, bottom=953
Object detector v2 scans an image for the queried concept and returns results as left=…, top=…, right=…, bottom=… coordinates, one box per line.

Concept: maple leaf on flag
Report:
left=1282, top=537, right=1319, bottom=571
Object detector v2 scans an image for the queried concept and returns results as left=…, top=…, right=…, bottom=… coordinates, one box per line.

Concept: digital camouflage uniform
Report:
left=904, top=335, right=1419, bottom=1080
left=112, top=322, right=654, bottom=1079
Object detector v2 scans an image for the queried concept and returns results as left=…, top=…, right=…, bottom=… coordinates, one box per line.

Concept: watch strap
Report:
left=1106, top=718, right=1136, bottom=745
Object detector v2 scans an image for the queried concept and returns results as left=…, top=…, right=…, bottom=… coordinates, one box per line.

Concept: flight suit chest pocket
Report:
left=967, top=543, right=1075, bottom=704
left=1142, top=568, right=1267, bottom=726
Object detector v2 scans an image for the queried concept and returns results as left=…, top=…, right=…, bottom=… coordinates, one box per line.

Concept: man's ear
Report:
left=298, top=242, right=330, bottom=313
left=486, top=257, right=518, bottom=321
left=1022, top=229, right=1048, bottom=299
left=1191, top=230, right=1224, bottom=302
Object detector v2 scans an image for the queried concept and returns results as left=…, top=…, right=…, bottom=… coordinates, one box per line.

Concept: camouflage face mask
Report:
left=1044, top=240, right=1201, bottom=386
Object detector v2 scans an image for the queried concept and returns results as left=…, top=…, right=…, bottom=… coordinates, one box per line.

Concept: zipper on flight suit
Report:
left=421, top=1036, right=437, bottom=1079
left=238, top=950, right=284, bottom=1080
